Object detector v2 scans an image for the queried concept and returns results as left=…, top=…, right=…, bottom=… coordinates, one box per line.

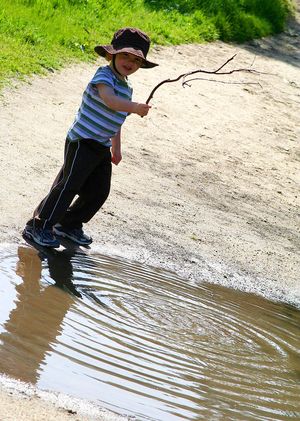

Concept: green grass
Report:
left=0, top=0, right=293, bottom=88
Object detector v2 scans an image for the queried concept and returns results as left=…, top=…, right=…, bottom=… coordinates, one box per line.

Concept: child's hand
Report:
left=111, top=149, right=122, bottom=165
left=133, top=103, right=151, bottom=117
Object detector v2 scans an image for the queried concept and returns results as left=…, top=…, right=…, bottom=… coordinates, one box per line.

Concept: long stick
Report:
left=145, top=54, right=260, bottom=104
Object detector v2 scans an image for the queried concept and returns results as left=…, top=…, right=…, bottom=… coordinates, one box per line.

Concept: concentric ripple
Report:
left=0, top=244, right=299, bottom=420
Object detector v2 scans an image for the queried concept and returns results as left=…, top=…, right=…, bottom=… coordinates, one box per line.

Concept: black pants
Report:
left=27, top=138, right=112, bottom=230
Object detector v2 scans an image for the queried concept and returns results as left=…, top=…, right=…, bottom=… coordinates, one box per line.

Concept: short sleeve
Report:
left=91, top=66, right=114, bottom=88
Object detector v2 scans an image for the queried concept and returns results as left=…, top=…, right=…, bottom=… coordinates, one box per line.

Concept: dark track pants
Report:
left=27, top=138, right=112, bottom=230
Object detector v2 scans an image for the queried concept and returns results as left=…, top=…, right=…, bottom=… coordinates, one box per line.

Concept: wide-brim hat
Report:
left=94, top=27, right=158, bottom=69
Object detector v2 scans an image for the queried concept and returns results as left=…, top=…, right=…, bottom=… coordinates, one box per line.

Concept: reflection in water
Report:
left=0, top=245, right=299, bottom=421
left=0, top=246, right=78, bottom=384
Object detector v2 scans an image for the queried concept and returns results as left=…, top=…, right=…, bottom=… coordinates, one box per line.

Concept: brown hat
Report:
left=94, top=27, right=158, bottom=69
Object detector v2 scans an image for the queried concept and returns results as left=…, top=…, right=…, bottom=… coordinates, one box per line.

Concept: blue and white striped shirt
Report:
left=67, top=65, right=133, bottom=147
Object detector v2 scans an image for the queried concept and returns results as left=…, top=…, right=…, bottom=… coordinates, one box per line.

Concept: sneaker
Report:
left=53, top=224, right=92, bottom=246
left=23, top=225, right=60, bottom=248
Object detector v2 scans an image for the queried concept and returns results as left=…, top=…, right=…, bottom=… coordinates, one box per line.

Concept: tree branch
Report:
left=145, top=54, right=262, bottom=104
left=182, top=77, right=262, bottom=88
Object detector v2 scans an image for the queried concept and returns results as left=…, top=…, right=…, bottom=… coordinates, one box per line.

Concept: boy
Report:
left=23, top=27, right=158, bottom=248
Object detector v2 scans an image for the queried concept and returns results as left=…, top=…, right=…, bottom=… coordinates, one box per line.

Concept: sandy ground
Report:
left=0, top=4, right=299, bottom=419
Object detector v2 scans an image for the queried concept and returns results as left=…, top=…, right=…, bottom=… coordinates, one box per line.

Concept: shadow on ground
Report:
left=242, top=13, right=300, bottom=69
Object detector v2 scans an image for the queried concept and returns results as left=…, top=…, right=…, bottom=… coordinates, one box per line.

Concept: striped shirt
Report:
left=67, top=65, right=133, bottom=147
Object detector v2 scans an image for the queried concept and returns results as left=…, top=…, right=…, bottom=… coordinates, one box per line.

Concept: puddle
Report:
left=0, top=244, right=299, bottom=420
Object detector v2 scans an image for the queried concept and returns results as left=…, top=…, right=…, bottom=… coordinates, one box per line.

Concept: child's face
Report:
left=114, top=52, right=143, bottom=77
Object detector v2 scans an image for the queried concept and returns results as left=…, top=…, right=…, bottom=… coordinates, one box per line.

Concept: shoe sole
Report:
left=23, top=230, right=60, bottom=248
left=53, top=228, right=92, bottom=246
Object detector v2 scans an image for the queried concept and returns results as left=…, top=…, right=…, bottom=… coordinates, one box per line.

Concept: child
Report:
left=23, top=27, right=158, bottom=247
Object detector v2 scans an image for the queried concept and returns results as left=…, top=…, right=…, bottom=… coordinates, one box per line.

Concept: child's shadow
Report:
left=19, top=236, right=83, bottom=294
left=20, top=237, right=107, bottom=306
left=0, top=243, right=107, bottom=384
left=0, top=245, right=78, bottom=384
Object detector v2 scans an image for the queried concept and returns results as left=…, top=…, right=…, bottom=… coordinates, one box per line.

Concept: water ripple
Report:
left=0, top=245, right=299, bottom=420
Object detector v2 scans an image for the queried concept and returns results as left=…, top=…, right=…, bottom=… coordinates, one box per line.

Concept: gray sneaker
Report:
left=23, top=225, right=60, bottom=248
left=53, top=224, right=92, bottom=246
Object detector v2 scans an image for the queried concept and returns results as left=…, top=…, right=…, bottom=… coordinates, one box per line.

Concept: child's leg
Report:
left=27, top=139, right=106, bottom=229
left=59, top=147, right=112, bottom=228
left=31, top=138, right=71, bottom=221
left=26, top=140, right=68, bottom=227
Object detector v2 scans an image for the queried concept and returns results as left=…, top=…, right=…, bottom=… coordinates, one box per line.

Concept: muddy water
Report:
left=0, top=244, right=299, bottom=421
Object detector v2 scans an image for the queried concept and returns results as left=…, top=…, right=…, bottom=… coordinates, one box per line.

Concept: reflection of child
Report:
left=0, top=246, right=74, bottom=384
left=16, top=246, right=42, bottom=284
left=23, top=27, right=158, bottom=247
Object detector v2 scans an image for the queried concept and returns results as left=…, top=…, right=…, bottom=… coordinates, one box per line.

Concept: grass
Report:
left=0, top=0, right=294, bottom=88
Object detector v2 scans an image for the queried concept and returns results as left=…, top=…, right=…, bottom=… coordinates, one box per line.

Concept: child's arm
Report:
left=97, top=84, right=151, bottom=117
left=111, top=129, right=122, bottom=165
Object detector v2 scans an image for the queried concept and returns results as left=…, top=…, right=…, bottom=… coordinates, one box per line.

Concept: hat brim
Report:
left=94, top=45, right=158, bottom=68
